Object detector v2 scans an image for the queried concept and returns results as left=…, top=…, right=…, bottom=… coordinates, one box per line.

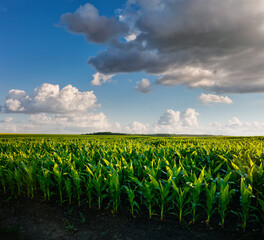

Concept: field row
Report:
left=0, top=136, right=264, bottom=232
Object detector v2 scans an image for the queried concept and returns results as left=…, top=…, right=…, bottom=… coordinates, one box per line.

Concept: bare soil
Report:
left=0, top=194, right=264, bottom=240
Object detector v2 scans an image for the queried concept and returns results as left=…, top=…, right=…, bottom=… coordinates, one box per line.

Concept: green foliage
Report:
left=0, top=135, right=264, bottom=231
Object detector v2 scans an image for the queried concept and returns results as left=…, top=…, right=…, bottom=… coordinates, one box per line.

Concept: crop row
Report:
left=0, top=136, right=264, bottom=232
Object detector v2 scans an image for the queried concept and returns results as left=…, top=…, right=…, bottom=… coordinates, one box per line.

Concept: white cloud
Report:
left=5, top=83, right=98, bottom=114
left=123, top=108, right=200, bottom=134
left=2, top=83, right=114, bottom=134
left=158, top=109, right=180, bottom=126
left=3, top=104, right=264, bottom=136
left=91, top=72, right=114, bottom=86
left=124, top=121, right=150, bottom=133
left=198, top=94, right=233, bottom=105
left=135, top=78, right=152, bottom=93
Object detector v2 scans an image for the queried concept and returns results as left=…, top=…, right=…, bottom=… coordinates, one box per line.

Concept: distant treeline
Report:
left=83, top=132, right=128, bottom=136
left=83, top=132, right=215, bottom=137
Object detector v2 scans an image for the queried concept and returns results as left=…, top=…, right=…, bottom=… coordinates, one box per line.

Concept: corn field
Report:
left=1, top=135, right=264, bottom=232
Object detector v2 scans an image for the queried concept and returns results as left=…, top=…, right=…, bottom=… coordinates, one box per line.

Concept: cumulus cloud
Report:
left=135, top=78, right=152, bottom=93
left=124, top=121, right=150, bottom=133
left=198, top=94, right=233, bottom=105
left=158, top=108, right=199, bottom=128
left=5, top=83, right=98, bottom=114
left=91, top=72, right=114, bottom=86
left=62, top=0, right=264, bottom=93
left=124, top=108, right=200, bottom=134
left=60, top=3, right=129, bottom=43
left=2, top=83, right=114, bottom=133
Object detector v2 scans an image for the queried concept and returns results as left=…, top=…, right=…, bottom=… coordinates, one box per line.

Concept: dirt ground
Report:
left=0, top=194, right=264, bottom=240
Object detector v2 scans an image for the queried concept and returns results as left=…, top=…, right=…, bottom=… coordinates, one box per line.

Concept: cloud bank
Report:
left=62, top=0, right=264, bottom=93
left=1, top=83, right=264, bottom=136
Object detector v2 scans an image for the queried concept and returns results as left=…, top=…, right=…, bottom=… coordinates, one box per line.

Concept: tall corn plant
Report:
left=22, top=162, right=35, bottom=199
left=70, top=166, right=82, bottom=206
left=13, top=167, right=23, bottom=196
left=124, top=186, right=139, bottom=217
left=171, top=181, right=190, bottom=224
left=53, top=163, right=63, bottom=204
left=65, top=177, right=72, bottom=205
left=237, top=178, right=254, bottom=232
left=108, top=170, right=121, bottom=213
left=188, top=168, right=204, bottom=224
left=39, top=168, right=52, bottom=201
left=218, top=182, right=235, bottom=228
left=92, top=167, right=107, bottom=210
left=83, top=164, right=94, bottom=208
left=133, top=177, right=156, bottom=220
left=204, top=181, right=217, bottom=226
left=149, top=175, right=171, bottom=220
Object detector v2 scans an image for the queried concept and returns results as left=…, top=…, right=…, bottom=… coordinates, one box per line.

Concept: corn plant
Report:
left=238, top=178, right=254, bottom=232
left=171, top=181, right=190, bottom=224
left=6, top=168, right=15, bottom=195
left=22, top=162, right=35, bottom=199
left=108, top=170, right=121, bottom=213
left=124, top=186, right=139, bottom=217
left=39, top=168, right=52, bottom=201
left=70, top=166, right=81, bottom=206
left=92, top=168, right=107, bottom=210
left=140, top=180, right=156, bottom=219
left=13, top=167, right=23, bottom=196
left=188, top=168, right=204, bottom=224
left=149, top=175, right=171, bottom=220
left=218, top=182, right=235, bottom=227
left=83, top=164, right=94, bottom=208
left=53, top=163, right=63, bottom=204
left=65, top=177, right=72, bottom=205
left=204, top=180, right=217, bottom=226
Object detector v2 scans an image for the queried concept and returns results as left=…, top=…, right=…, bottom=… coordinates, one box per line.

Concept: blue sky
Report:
left=1, top=0, right=264, bottom=135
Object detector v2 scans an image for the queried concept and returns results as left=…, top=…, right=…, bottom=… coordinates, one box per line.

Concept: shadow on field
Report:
left=0, top=194, right=264, bottom=240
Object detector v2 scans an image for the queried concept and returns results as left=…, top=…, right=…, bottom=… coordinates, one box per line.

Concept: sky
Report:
left=1, top=0, right=264, bottom=135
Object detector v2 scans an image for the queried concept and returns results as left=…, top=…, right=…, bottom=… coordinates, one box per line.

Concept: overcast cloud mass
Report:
left=62, top=0, right=264, bottom=94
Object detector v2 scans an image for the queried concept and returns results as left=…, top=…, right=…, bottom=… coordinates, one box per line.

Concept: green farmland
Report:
left=1, top=134, right=264, bottom=235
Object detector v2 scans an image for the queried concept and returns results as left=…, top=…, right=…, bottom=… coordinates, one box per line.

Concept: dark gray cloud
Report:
left=88, top=41, right=162, bottom=74
left=61, top=3, right=129, bottom=43
left=62, top=0, right=264, bottom=93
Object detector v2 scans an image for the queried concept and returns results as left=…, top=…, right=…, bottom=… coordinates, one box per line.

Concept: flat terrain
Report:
left=1, top=194, right=263, bottom=240
left=1, top=135, right=264, bottom=239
